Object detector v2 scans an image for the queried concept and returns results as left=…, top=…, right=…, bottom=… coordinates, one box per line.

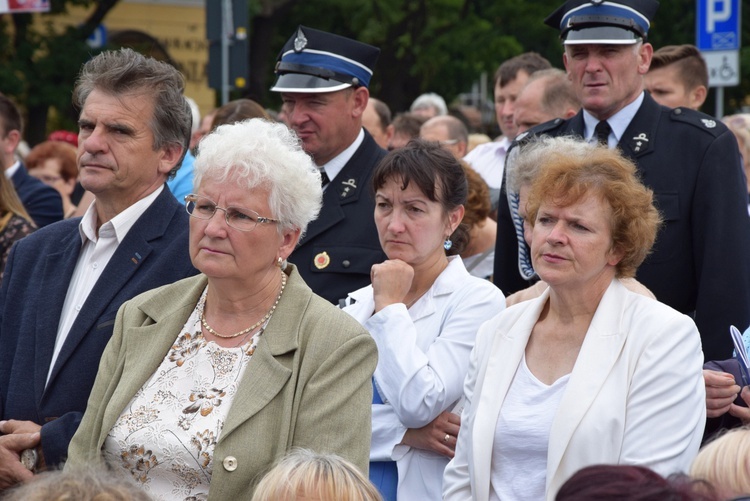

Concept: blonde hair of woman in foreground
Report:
left=252, top=449, right=383, bottom=501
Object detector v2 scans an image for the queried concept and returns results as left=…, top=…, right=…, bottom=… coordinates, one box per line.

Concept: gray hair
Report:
left=73, top=48, right=192, bottom=177
left=421, top=115, right=469, bottom=143
left=525, top=68, right=580, bottom=118
left=193, top=119, right=322, bottom=237
left=410, top=92, right=448, bottom=116
left=507, top=135, right=595, bottom=194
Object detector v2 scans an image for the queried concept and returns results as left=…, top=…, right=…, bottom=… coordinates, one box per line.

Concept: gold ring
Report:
left=444, top=433, right=450, bottom=443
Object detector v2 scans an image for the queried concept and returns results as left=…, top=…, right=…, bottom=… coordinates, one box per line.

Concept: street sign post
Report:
left=696, top=0, right=741, bottom=117
left=207, top=0, right=249, bottom=105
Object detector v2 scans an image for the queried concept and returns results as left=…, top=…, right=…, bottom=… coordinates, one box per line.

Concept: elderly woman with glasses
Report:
left=67, top=119, right=377, bottom=500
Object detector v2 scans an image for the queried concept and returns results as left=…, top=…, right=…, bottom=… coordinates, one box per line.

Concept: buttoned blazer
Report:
left=344, top=257, right=505, bottom=500
left=66, top=266, right=377, bottom=500
left=0, top=187, right=197, bottom=466
left=289, top=130, right=387, bottom=304
left=443, top=279, right=706, bottom=501
left=11, top=163, right=63, bottom=227
left=494, top=93, right=750, bottom=361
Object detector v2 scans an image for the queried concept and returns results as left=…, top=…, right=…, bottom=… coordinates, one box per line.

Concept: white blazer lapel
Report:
left=546, top=279, right=628, bottom=488
left=471, top=291, right=549, bottom=501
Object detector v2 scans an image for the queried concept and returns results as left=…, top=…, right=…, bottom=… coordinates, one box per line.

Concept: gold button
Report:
left=223, top=456, right=238, bottom=472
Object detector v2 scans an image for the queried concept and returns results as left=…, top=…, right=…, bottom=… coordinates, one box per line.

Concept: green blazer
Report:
left=66, top=265, right=377, bottom=499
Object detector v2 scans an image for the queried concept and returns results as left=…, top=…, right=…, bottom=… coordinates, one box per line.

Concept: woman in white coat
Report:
left=344, top=140, right=504, bottom=501
left=443, top=137, right=706, bottom=501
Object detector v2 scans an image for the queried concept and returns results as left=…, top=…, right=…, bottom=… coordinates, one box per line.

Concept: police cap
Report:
left=271, top=26, right=380, bottom=93
left=545, top=0, right=660, bottom=45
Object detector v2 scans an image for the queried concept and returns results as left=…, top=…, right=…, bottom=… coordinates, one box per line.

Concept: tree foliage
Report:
left=0, top=0, right=119, bottom=146
left=253, top=0, right=750, bottom=116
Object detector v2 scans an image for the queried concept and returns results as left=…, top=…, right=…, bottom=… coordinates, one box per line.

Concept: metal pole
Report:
left=716, top=87, right=724, bottom=119
left=221, top=0, right=233, bottom=105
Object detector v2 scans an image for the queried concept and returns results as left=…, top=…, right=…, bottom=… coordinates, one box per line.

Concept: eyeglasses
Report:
left=184, top=194, right=279, bottom=232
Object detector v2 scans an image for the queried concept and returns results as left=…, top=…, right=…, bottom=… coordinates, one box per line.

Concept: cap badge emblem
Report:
left=294, top=28, right=308, bottom=52
left=314, top=251, right=331, bottom=270
left=701, top=119, right=717, bottom=129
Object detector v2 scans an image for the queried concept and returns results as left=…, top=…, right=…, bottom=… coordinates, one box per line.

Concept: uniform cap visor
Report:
left=563, top=26, right=641, bottom=44
left=270, top=73, right=353, bottom=93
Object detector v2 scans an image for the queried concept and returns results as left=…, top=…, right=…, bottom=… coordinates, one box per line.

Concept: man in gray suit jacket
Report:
left=0, top=48, right=198, bottom=489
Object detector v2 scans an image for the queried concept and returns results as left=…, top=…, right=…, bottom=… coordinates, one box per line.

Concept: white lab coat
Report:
left=344, top=256, right=505, bottom=500
left=443, top=278, right=706, bottom=501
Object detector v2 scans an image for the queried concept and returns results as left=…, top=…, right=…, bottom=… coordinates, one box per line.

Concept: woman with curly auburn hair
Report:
left=444, top=136, right=706, bottom=501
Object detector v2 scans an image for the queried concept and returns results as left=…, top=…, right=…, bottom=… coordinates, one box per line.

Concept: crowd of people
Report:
left=1, top=0, right=750, bottom=499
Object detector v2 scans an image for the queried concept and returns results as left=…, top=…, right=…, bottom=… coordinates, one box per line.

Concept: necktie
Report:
left=595, top=120, right=611, bottom=147
left=509, top=192, right=536, bottom=280
left=320, top=169, right=330, bottom=189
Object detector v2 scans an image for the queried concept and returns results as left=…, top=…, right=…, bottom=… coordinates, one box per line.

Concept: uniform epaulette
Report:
left=668, top=107, right=725, bottom=138
left=509, top=118, right=566, bottom=151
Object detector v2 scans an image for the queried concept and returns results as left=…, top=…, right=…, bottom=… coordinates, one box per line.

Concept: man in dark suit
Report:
left=494, top=0, right=750, bottom=361
left=0, top=48, right=198, bottom=488
left=0, top=94, right=63, bottom=227
left=271, top=26, right=387, bottom=304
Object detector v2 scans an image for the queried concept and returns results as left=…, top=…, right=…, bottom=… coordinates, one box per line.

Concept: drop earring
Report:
left=443, top=238, right=453, bottom=251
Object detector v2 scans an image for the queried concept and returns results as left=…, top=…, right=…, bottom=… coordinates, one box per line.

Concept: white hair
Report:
left=506, top=135, right=597, bottom=193
left=185, top=96, right=201, bottom=134
left=193, top=119, right=322, bottom=237
left=410, top=92, right=448, bottom=116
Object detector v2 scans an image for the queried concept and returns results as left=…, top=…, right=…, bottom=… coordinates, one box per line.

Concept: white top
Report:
left=490, top=356, right=570, bottom=501
left=47, top=186, right=163, bottom=385
left=103, top=287, right=258, bottom=501
left=320, top=127, right=365, bottom=184
left=443, top=279, right=706, bottom=501
left=583, top=92, right=644, bottom=149
left=463, top=138, right=510, bottom=189
left=344, top=256, right=505, bottom=501
left=4, top=160, right=20, bottom=179
left=462, top=249, right=495, bottom=280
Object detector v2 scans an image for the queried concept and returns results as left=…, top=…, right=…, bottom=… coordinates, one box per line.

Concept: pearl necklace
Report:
left=201, top=271, right=287, bottom=339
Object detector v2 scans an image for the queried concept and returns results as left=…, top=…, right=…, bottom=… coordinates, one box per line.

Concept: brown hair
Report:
left=525, top=136, right=662, bottom=278
left=373, top=139, right=469, bottom=255
left=0, top=94, right=22, bottom=136
left=650, top=44, right=708, bottom=91
left=495, top=52, right=552, bottom=88
left=0, top=172, right=32, bottom=223
left=527, top=68, right=580, bottom=118
left=461, top=161, right=490, bottom=230
left=210, top=99, right=270, bottom=131
left=25, top=141, right=78, bottom=182
left=556, top=464, right=717, bottom=501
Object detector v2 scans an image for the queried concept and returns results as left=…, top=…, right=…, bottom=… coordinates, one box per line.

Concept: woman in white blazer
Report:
left=344, top=140, right=504, bottom=501
left=443, top=137, right=706, bottom=501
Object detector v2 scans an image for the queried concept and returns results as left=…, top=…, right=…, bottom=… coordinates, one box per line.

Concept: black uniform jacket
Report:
left=494, top=93, right=750, bottom=361
left=289, top=130, right=387, bottom=304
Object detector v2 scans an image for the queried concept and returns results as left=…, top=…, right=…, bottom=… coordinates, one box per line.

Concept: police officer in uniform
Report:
left=271, top=26, right=387, bottom=304
left=494, top=0, right=750, bottom=361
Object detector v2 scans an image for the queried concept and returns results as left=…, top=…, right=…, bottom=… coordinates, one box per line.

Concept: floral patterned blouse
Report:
left=0, top=212, right=34, bottom=279
left=103, top=287, right=261, bottom=501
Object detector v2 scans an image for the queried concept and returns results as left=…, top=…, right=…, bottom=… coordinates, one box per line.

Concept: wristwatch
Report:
left=20, top=448, right=37, bottom=472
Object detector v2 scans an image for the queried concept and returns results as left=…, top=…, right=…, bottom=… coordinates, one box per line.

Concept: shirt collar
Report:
left=320, top=128, right=365, bottom=182
left=583, top=91, right=645, bottom=144
left=4, top=160, right=20, bottom=179
left=79, top=185, right=164, bottom=244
